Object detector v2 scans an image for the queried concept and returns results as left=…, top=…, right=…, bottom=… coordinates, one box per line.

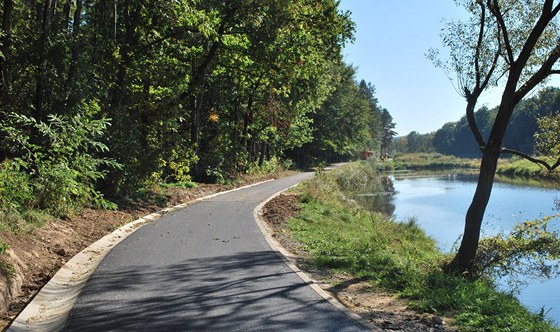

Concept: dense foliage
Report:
left=395, top=87, right=560, bottom=158
left=0, top=0, right=393, bottom=216
left=286, top=67, right=391, bottom=166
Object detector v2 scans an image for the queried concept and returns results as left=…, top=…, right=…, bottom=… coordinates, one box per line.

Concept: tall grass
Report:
left=387, top=153, right=559, bottom=180
left=497, top=156, right=559, bottom=178
left=289, top=161, right=559, bottom=331
left=387, top=153, right=479, bottom=171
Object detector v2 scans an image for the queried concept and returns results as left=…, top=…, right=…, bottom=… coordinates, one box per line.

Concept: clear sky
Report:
left=338, top=1, right=504, bottom=136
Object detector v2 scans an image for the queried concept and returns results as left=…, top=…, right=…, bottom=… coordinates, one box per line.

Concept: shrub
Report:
left=0, top=100, right=121, bottom=217
left=0, top=160, right=33, bottom=211
left=475, top=215, right=560, bottom=289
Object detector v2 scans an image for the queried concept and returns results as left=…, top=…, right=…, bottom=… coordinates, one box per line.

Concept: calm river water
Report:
left=358, top=173, right=560, bottom=325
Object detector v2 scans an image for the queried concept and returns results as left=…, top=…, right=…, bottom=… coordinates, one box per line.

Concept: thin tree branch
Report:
left=465, top=3, right=501, bottom=151
left=515, top=43, right=560, bottom=103
left=510, top=0, right=558, bottom=82
left=487, top=0, right=514, bottom=64
left=501, top=148, right=560, bottom=172
left=466, top=100, right=487, bottom=149
left=138, top=26, right=199, bottom=52
left=480, top=28, right=502, bottom=91
left=474, top=2, right=486, bottom=89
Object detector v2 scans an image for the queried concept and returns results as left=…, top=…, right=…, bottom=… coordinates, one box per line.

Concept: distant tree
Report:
left=404, top=131, right=434, bottom=153
left=292, top=64, right=377, bottom=164
left=431, top=89, right=560, bottom=157
left=432, top=122, right=456, bottom=155
left=392, top=136, right=408, bottom=153
left=534, top=112, right=560, bottom=158
left=379, top=108, right=396, bottom=157
left=430, top=0, right=560, bottom=274
left=504, top=87, right=560, bottom=153
left=358, top=80, right=383, bottom=151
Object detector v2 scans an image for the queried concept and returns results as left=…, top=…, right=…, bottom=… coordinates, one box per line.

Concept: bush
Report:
left=246, top=157, right=284, bottom=175
left=0, top=100, right=121, bottom=218
left=475, top=215, right=560, bottom=288
left=0, top=160, right=33, bottom=211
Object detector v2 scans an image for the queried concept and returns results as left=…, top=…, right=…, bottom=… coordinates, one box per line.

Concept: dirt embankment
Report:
left=0, top=180, right=257, bottom=330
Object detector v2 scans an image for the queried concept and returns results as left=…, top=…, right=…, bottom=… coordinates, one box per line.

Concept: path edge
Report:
left=253, top=185, right=383, bottom=332
left=7, top=179, right=275, bottom=332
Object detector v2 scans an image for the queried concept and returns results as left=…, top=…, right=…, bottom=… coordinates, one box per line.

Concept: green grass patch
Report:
left=385, top=153, right=479, bottom=171
left=497, top=156, right=559, bottom=179
left=0, top=208, right=52, bottom=234
left=290, top=200, right=441, bottom=291
left=159, top=181, right=199, bottom=189
left=289, top=161, right=559, bottom=331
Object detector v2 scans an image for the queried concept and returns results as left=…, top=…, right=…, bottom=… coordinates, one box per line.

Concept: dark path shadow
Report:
left=63, top=251, right=366, bottom=331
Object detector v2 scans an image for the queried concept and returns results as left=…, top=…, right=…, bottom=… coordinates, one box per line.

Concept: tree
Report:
left=289, top=64, right=378, bottom=165
left=379, top=108, right=396, bottom=157
left=535, top=111, right=560, bottom=158
left=0, top=0, right=13, bottom=101
left=358, top=80, right=383, bottom=150
left=0, top=0, right=356, bottom=199
left=431, top=0, right=560, bottom=274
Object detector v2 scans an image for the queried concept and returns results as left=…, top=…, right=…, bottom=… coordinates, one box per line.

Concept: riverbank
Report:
left=383, top=153, right=559, bottom=180
left=282, top=161, right=559, bottom=331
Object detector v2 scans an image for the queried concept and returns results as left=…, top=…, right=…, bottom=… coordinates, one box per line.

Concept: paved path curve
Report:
left=56, top=173, right=371, bottom=331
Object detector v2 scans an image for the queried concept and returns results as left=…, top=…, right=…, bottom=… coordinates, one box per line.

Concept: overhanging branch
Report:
left=487, top=0, right=514, bottom=64
left=501, top=148, right=560, bottom=172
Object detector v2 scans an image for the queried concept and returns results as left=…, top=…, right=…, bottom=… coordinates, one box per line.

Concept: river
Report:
left=357, top=173, right=560, bottom=325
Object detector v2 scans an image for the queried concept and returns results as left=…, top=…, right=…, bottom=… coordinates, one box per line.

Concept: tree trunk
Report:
left=0, top=0, right=13, bottom=100
left=111, top=0, right=117, bottom=42
left=446, top=148, right=499, bottom=273
left=111, top=0, right=140, bottom=109
left=34, top=0, right=54, bottom=119
left=61, top=0, right=71, bottom=32
left=448, top=89, right=517, bottom=274
left=64, top=0, right=82, bottom=104
left=258, top=141, right=267, bottom=167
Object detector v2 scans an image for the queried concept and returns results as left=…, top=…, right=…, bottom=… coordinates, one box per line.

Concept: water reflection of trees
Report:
left=354, top=176, right=396, bottom=216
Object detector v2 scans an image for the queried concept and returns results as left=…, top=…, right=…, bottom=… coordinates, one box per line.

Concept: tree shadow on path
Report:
left=63, top=251, right=367, bottom=331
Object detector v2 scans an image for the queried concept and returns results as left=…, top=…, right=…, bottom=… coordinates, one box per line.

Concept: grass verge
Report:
left=289, top=161, right=559, bottom=331
left=384, top=153, right=559, bottom=180
left=381, top=153, right=479, bottom=171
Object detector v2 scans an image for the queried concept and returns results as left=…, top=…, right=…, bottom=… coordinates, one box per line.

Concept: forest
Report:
left=395, top=87, right=560, bottom=158
left=0, top=0, right=395, bottom=218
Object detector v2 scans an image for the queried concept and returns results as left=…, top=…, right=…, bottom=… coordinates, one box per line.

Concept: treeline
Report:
left=0, top=0, right=393, bottom=217
left=395, top=87, right=560, bottom=157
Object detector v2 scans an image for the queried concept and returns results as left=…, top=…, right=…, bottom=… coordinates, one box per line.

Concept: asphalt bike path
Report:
left=59, top=172, right=372, bottom=331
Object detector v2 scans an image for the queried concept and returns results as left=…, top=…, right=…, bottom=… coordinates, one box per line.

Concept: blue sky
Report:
left=338, top=1, right=503, bottom=135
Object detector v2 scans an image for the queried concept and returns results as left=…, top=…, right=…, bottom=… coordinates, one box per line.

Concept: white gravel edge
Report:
left=8, top=179, right=275, bottom=332
left=253, top=185, right=383, bottom=332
